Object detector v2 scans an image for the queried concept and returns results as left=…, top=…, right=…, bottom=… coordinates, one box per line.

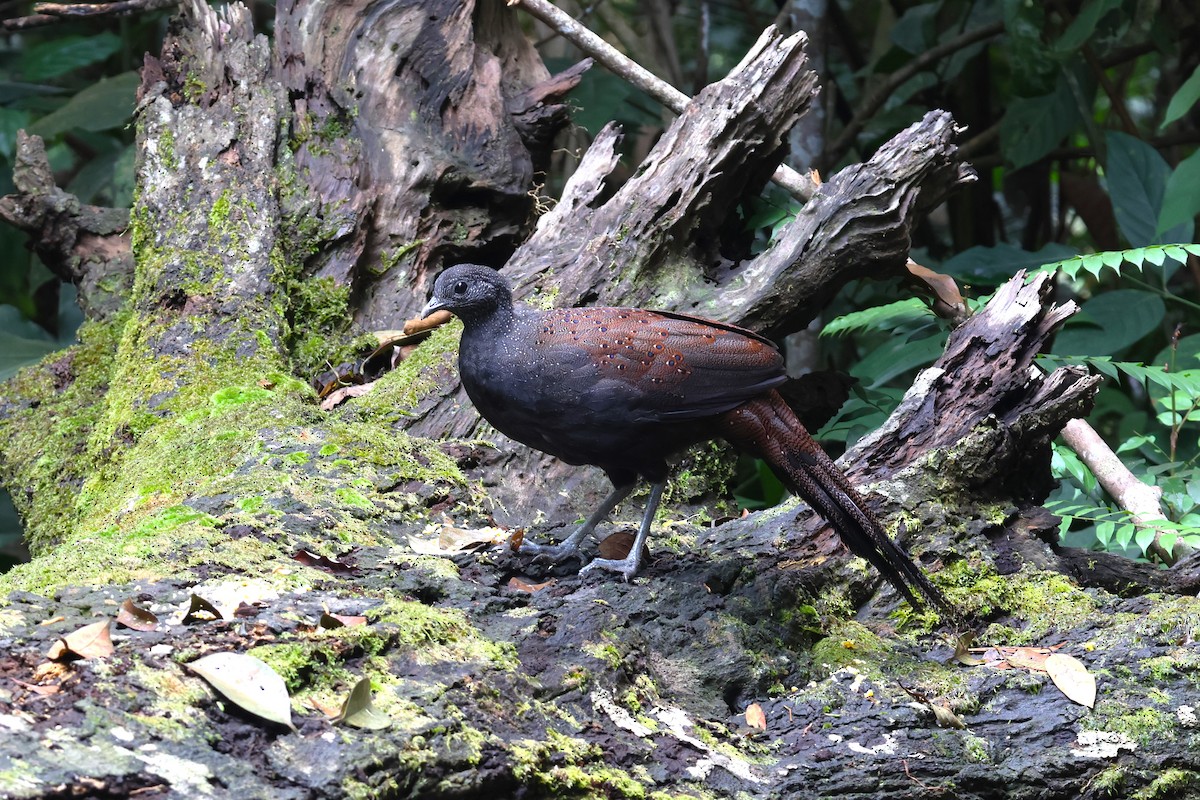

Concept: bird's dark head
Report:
left=422, top=264, right=513, bottom=325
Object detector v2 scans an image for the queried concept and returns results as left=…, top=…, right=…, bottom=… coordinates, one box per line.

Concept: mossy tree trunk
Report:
left=1, top=2, right=1199, bottom=799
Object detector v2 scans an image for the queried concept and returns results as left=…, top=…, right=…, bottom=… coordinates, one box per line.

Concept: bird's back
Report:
left=458, top=303, right=787, bottom=478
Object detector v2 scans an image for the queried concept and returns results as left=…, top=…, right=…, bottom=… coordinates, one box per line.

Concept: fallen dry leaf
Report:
left=309, top=696, right=343, bottom=719
left=12, top=679, right=59, bottom=697
left=47, top=619, right=114, bottom=661
left=116, top=599, right=158, bottom=632
left=409, top=525, right=508, bottom=555
left=906, top=259, right=969, bottom=323
left=319, top=612, right=368, bottom=629
left=319, top=382, right=376, bottom=411
left=931, top=703, right=966, bottom=729
left=187, top=652, right=295, bottom=730
left=745, top=702, right=767, bottom=731
left=338, top=677, right=391, bottom=730
left=182, top=594, right=223, bottom=624
left=292, top=548, right=360, bottom=575
left=1045, top=653, right=1097, bottom=708
left=507, top=577, right=556, bottom=594
left=1003, top=648, right=1050, bottom=672
left=953, top=634, right=985, bottom=667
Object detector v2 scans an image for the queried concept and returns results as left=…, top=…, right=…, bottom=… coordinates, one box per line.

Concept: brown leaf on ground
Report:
left=745, top=702, right=767, bottom=731
left=47, top=619, right=113, bottom=661
left=116, top=599, right=158, bottom=632
left=1045, top=653, right=1097, bottom=708
left=507, top=577, right=556, bottom=594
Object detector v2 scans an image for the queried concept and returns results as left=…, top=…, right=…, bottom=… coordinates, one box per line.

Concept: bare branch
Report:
left=509, top=0, right=816, bottom=200
left=1060, top=417, right=1187, bottom=564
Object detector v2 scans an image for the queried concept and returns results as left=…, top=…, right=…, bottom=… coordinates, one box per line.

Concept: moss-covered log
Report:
left=2, top=2, right=1199, bottom=799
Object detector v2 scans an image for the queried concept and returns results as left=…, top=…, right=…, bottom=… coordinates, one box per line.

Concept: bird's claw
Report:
left=517, top=540, right=585, bottom=564
left=579, top=557, right=640, bottom=583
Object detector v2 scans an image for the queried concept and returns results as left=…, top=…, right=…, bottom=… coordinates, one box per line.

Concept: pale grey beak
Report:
left=421, top=297, right=447, bottom=319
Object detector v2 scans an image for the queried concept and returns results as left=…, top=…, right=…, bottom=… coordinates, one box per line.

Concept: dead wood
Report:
left=1, top=3, right=1196, bottom=800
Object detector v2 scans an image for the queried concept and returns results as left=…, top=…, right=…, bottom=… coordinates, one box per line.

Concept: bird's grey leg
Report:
left=579, top=481, right=666, bottom=581
left=519, top=484, right=635, bottom=563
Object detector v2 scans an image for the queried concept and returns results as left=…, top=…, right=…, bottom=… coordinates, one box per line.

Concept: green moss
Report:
left=182, top=71, right=206, bottom=103
left=319, top=443, right=340, bottom=457
left=0, top=319, right=124, bottom=553
left=1085, top=705, right=1174, bottom=748
left=583, top=640, right=623, bottom=670
left=373, top=240, right=426, bottom=276
left=334, top=487, right=374, bottom=510
left=938, top=561, right=1097, bottom=643
left=1091, top=766, right=1125, bottom=798
left=209, top=189, right=233, bottom=230
left=158, top=127, right=177, bottom=170
left=284, top=275, right=358, bottom=377
left=810, top=621, right=888, bottom=674
left=512, top=729, right=649, bottom=799
left=1134, top=769, right=1197, bottom=800
left=367, top=596, right=516, bottom=668
left=249, top=641, right=353, bottom=696
left=962, top=733, right=989, bottom=763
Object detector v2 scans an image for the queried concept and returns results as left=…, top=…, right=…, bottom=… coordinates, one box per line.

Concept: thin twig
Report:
left=509, top=0, right=816, bottom=201
left=36, top=0, right=177, bottom=15
left=4, top=0, right=176, bottom=29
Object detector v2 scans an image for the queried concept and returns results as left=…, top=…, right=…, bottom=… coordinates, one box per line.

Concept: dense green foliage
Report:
left=1, top=0, right=1198, bottom=566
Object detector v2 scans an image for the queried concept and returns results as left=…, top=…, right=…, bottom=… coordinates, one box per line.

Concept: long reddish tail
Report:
left=722, top=390, right=954, bottom=616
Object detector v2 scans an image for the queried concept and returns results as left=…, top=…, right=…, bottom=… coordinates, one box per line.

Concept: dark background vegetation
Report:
left=1, top=0, right=1198, bottom=569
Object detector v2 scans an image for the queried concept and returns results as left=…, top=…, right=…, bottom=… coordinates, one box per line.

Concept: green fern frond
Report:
left=1033, top=243, right=1200, bottom=282
left=821, top=297, right=932, bottom=337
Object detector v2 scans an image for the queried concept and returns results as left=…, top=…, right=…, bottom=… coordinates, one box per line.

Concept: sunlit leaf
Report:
left=188, top=652, right=295, bottom=729
left=1045, top=653, right=1096, bottom=708
left=339, top=677, right=391, bottom=730
left=46, top=619, right=114, bottom=661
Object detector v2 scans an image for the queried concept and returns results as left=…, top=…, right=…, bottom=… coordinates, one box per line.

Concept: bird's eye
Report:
left=452, top=280, right=468, bottom=295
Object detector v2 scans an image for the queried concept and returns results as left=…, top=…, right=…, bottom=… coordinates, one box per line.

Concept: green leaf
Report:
left=821, top=298, right=932, bottom=337
left=338, top=677, right=391, bottom=730
left=28, top=71, right=139, bottom=139
left=1000, top=77, right=1081, bottom=170
left=1132, top=525, right=1161, bottom=556
left=850, top=331, right=946, bottom=389
left=1162, top=64, right=1200, bottom=129
left=890, top=3, right=939, bottom=54
left=1105, top=131, right=1174, bottom=246
left=1157, top=148, right=1200, bottom=237
left=21, top=33, right=122, bottom=81
left=1052, top=290, right=1165, bottom=356
left=1053, top=0, right=1122, bottom=53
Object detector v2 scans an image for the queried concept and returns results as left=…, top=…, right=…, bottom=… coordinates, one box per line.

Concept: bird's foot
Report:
left=578, top=556, right=641, bottom=583
left=516, top=539, right=586, bottom=564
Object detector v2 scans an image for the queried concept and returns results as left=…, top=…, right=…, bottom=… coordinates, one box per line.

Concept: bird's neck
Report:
left=459, top=299, right=519, bottom=345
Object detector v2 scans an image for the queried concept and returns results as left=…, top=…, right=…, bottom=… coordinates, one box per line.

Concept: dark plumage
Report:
left=423, top=263, right=952, bottom=614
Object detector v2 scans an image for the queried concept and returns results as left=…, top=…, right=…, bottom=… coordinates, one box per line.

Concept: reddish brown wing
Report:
left=537, top=306, right=786, bottom=421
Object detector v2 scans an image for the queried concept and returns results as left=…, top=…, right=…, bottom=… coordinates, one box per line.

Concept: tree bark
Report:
left=1, top=3, right=1196, bottom=799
